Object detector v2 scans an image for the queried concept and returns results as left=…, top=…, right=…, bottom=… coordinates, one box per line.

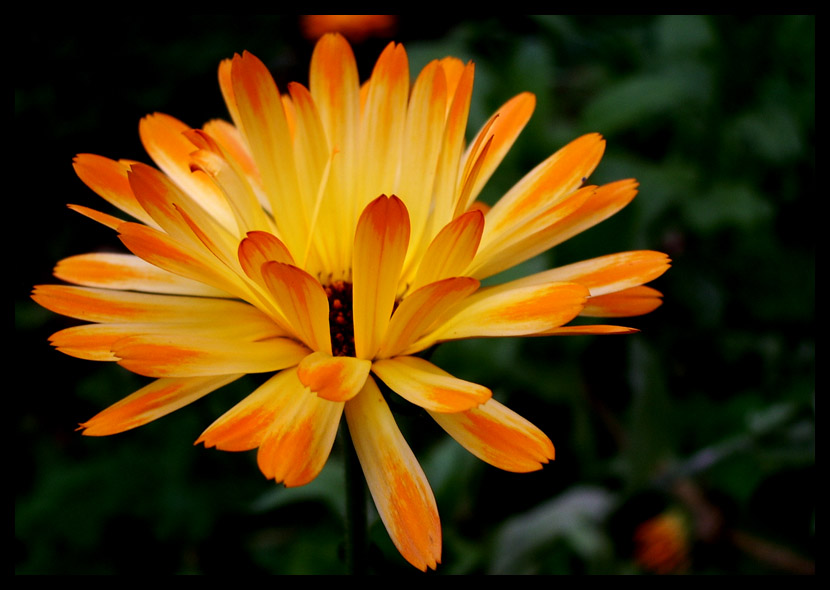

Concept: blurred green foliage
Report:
left=16, top=15, right=814, bottom=574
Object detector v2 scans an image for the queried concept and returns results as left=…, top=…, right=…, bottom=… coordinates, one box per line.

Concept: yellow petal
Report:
left=139, top=113, right=235, bottom=230
left=237, top=230, right=295, bottom=288
left=345, top=377, right=441, bottom=571
left=372, top=356, right=491, bottom=413
left=49, top=318, right=286, bottom=362
left=352, top=195, right=410, bottom=359
left=430, top=398, right=554, bottom=472
left=398, top=60, right=448, bottom=258
left=81, top=375, right=241, bottom=436
left=260, top=262, right=332, bottom=354
left=31, top=285, right=258, bottom=324
left=378, top=277, right=479, bottom=359
left=410, top=281, right=589, bottom=351
left=231, top=51, right=305, bottom=254
left=356, top=42, right=409, bottom=206
left=197, top=368, right=343, bottom=487
left=582, top=286, right=664, bottom=317
left=457, top=92, right=536, bottom=210
left=113, top=334, right=308, bottom=378
left=409, top=210, right=484, bottom=293
left=297, top=351, right=371, bottom=402
left=485, top=133, right=606, bottom=236
left=54, top=252, right=227, bottom=297
left=72, top=154, right=158, bottom=228
left=117, top=222, right=246, bottom=298
left=500, top=250, right=671, bottom=297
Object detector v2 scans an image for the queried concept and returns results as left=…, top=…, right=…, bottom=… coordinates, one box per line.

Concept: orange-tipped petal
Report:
left=582, top=285, right=664, bottom=317
left=352, top=195, right=410, bottom=359
left=356, top=42, right=409, bottom=202
left=197, top=368, right=342, bottom=486
left=67, top=204, right=128, bottom=231
left=345, top=377, right=441, bottom=571
left=31, top=285, right=258, bottom=324
left=409, top=210, right=484, bottom=293
left=72, top=154, right=157, bottom=227
left=260, top=262, right=332, bottom=354
left=378, top=277, right=479, bottom=359
left=542, top=324, right=640, bottom=336
left=138, top=113, right=235, bottom=230
left=458, top=92, right=536, bottom=209
left=297, top=351, right=371, bottom=402
left=54, top=252, right=227, bottom=297
left=113, top=334, right=308, bottom=378
left=411, top=282, right=589, bottom=351
left=485, top=133, right=606, bottom=235
left=502, top=250, right=671, bottom=297
left=49, top=317, right=286, bottom=362
left=430, top=398, right=554, bottom=472
left=372, top=356, right=491, bottom=413
left=231, top=51, right=305, bottom=253
left=81, top=375, right=241, bottom=436
left=117, top=222, right=244, bottom=298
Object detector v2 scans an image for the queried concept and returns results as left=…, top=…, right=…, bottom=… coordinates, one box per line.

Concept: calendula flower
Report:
left=634, top=511, right=691, bottom=574
left=301, top=14, right=396, bottom=42
left=33, top=34, right=669, bottom=571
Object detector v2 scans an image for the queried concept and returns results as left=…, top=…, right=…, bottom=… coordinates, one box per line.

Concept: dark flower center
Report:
left=324, top=280, right=355, bottom=357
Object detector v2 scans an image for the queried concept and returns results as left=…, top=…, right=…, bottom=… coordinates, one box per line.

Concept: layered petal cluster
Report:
left=33, top=34, right=669, bottom=571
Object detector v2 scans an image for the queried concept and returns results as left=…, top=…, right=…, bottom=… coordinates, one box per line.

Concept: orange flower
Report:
left=301, top=15, right=396, bottom=42
left=32, top=34, right=669, bottom=571
left=634, top=511, right=690, bottom=574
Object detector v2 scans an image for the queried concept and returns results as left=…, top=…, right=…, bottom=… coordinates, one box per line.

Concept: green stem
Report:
left=341, top=421, right=368, bottom=575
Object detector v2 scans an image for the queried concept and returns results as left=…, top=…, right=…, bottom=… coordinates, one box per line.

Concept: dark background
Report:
left=15, top=15, right=814, bottom=574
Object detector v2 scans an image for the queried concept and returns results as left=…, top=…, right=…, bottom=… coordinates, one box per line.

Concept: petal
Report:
left=238, top=230, right=295, bottom=288
left=198, top=368, right=343, bottom=487
left=398, top=60, right=448, bottom=255
left=372, top=356, right=491, bottom=413
left=118, top=222, right=246, bottom=298
left=581, top=285, right=664, bottom=317
left=356, top=42, right=409, bottom=204
left=72, top=154, right=158, bottom=227
left=260, top=262, right=332, bottom=354
left=409, top=210, right=484, bottom=293
left=431, top=61, right=475, bottom=225
left=81, top=375, right=241, bottom=436
left=49, top=318, right=286, bottom=362
left=352, top=195, right=410, bottom=359
left=467, top=185, right=594, bottom=280
left=541, top=325, right=640, bottom=336
left=410, top=282, right=589, bottom=351
left=138, top=113, right=236, bottom=230
left=31, top=285, right=259, bottom=324
left=457, top=92, right=536, bottom=210
left=484, top=133, right=606, bottom=236
left=54, top=252, right=228, bottom=297
left=345, top=377, right=441, bottom=571
left=231, top=51, right=305, bottom=254
left=500, top=250, right=671, bottom=297
left=297, top=351, right=371, bottom=402
left=113, top=334, right=308, bottom=378
left=378, top=277, right=479, bottom=359
left=67, top=203, right=127, bottom=231
left=429, top=398, right=554, bottom=472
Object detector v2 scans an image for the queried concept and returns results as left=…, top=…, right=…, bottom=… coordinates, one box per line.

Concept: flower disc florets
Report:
left=325, top=280, right=355, bottom=357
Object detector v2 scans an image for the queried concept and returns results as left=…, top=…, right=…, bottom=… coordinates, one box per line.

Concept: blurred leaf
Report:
left=489, top=486, right=615, bottom=574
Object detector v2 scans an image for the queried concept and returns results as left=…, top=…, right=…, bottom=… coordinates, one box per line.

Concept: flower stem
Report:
left=341, top=421, right=368, bottom=575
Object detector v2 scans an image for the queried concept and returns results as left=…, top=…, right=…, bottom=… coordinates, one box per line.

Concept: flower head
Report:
left=33, top=34, right=669, bottom=570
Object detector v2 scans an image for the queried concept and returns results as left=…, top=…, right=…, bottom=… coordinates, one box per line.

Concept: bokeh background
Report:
left=15, top=15, right=814, bottom=574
